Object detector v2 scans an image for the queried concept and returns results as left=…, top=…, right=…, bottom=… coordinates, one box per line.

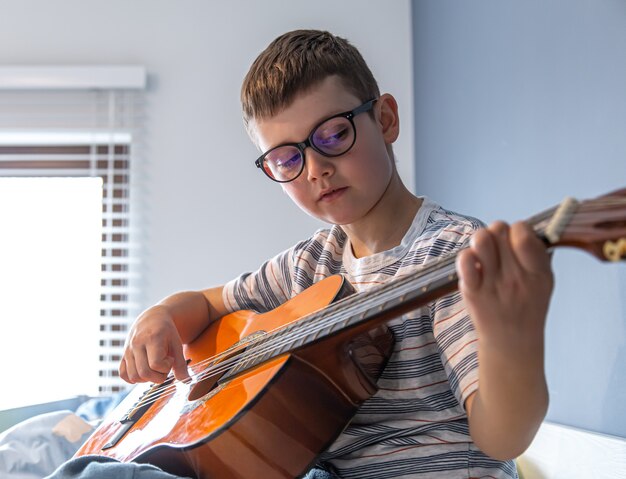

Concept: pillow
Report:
left=0, top=410, right=94, bottom=479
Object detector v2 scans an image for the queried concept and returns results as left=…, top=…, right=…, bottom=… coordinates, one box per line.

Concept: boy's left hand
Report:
left=456, top=221, right=554, bottom=351
left=455, top=220, right=554, bottom=459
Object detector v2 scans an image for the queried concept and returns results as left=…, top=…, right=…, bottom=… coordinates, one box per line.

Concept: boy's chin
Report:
left=303, top=210, right=343, bottom=225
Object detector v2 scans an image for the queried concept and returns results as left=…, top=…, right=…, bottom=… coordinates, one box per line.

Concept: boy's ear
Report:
left=377, top=93, right=400, bottom=144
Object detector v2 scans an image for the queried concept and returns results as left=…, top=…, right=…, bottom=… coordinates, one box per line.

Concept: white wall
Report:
left=0, top=0, right=414, bottom=305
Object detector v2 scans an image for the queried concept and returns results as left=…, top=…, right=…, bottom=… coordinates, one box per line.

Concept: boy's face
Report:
left=252, top=76, right=399, bottom=227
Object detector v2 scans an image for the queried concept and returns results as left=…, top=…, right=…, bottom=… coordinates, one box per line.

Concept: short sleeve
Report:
left=428, top=213, right=483, bottom=408
left=431, top=291, right=479, bottom=409
left=222, top=227, right=341, bottom=315
left=222, top=247, right=295, bottom=314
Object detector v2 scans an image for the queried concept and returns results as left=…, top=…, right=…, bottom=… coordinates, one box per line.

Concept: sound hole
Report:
left=186, top=335, right=260, bottom=402
left=188, top=372, right=222, bottom=401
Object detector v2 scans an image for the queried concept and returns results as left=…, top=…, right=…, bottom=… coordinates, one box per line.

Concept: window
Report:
left=0, top=176, right=102, bottom=409
left=0, top=67, right=146, bottom=403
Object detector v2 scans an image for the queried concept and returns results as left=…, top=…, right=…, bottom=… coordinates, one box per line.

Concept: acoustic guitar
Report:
left=76, top=188, right=626, bottom=478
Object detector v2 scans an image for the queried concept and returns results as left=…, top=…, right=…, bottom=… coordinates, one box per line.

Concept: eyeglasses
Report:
left=255, top=98, right=377, bottom=183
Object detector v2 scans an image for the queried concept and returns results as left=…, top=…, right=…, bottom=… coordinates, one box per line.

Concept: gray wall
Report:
left=0, top=0, right=414, bottom=303
left=412, top=0, right=626, bottom=437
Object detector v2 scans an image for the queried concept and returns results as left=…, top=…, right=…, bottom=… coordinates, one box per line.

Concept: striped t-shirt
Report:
left=222, top=197, right=517, bottom=479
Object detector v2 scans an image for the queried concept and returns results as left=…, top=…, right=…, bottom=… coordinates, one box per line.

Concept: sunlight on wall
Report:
left=0, top=177, right=102, bottom=410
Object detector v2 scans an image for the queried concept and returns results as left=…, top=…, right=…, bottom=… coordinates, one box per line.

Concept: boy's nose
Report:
left=304, top=149, right=334, bottom=181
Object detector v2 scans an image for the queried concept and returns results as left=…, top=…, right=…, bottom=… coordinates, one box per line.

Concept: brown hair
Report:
left=241, top=29, right=380, bottom=134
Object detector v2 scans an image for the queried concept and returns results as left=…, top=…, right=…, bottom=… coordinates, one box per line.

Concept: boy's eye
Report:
left=313, top=117, right=353, bottom=152
left=317, top=126, right=349, bottom=146
left=274, top=152, right=301, bottom=170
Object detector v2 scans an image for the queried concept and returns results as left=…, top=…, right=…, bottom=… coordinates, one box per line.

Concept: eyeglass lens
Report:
left=262, top=115, right=355, bottom=182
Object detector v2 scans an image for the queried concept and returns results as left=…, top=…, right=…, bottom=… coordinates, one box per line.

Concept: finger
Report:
left=468, top=227, right=500, bottom=289
left=121, top=349, right=139, bottom=384
left=145, top=341, right=174, bottom=375
left=489, top=221, right=522, bottom=274
left=510, top=222, right=552, bottom=275
left=456, top=247, right=483, bottom=293
left=169, top=338, right=191, bottom=382
left=146, top=337, right=189, bottom=382
left=135, top=345, right=168, bottom=384
left=119, top=357, right=129, bottom=384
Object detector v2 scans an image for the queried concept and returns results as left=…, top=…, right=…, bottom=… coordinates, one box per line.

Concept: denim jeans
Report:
left=47, top=455, right=339, bottom=479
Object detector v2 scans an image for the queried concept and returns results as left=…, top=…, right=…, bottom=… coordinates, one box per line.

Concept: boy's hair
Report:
left=241, top=29, right=380, bottom=135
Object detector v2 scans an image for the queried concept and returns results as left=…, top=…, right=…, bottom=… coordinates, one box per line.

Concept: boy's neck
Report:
left=342, top=174, right=422, bottom=259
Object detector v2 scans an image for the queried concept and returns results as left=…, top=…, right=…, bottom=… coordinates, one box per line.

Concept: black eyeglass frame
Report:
left=254, top=98, right=378, bottom=183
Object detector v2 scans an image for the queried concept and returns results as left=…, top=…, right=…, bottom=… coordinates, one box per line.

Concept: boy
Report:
left=120, top=29, right=552, bottom=479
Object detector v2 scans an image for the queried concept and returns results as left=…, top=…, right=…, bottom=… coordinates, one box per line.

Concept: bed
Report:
left=0, top=393, right=127, bottom=478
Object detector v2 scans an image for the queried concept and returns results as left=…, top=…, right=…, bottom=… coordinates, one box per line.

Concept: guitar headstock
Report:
left=540, top=188, right=626, bottom=262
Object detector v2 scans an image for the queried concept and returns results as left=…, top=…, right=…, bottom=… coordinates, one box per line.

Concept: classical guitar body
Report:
left=76, top=275, right=395, bottom=478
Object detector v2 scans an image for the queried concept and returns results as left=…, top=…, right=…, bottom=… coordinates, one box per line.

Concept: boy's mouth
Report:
left=318, top=187, right=347, bottom=202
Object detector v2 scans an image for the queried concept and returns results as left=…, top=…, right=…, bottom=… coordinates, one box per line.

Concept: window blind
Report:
left=0, top=68, right=145, bottom=395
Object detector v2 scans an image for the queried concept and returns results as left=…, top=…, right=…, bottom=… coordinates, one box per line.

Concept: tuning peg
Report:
left=603, top=238, right=626, bottom=262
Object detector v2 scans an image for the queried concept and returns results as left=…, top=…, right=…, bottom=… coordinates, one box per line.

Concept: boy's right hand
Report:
left=119, top=305, right=191, bottom=384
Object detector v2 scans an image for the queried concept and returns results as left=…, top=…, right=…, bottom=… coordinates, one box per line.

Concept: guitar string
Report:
left=128, top=205, right=562, bottom=408
left=129, top=197, right=626, bottom=410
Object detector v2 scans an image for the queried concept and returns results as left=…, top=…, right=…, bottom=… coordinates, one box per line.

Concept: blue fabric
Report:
left=44, top=455, right=190, bottom=479
left=303, top=468, right=339, bottom=479
left=0, top=410, right=95, bottom=479
left=0, top=394, right=128, bottom=479
left=74, top=392, right=128, bottom=423
left=45, top=456, right=334, bottom=479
